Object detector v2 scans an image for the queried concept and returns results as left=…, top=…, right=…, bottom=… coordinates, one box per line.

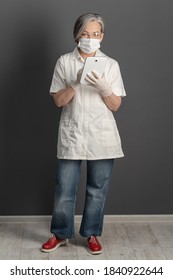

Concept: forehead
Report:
left=83, top=21, right=102, bottom=31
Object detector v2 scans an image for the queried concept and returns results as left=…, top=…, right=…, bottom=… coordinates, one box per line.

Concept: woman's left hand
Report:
left=85, top=70, right=112, bottom=97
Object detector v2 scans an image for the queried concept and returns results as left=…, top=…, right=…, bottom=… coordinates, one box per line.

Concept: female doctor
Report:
left=42, top=13, right=126, bottom=255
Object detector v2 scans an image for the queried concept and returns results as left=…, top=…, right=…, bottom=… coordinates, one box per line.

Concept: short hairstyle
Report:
left=73, top=13, right=105, bottom=43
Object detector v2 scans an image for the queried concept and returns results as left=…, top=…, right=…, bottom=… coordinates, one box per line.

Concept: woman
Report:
left=42, top=13, right=126, bottom=255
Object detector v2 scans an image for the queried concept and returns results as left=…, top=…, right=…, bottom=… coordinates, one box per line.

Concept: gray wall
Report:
left=0, top=0, right=173, bottom=215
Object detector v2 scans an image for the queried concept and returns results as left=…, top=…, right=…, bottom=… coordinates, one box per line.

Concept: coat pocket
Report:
left=58, top=119, right=71, bottom=149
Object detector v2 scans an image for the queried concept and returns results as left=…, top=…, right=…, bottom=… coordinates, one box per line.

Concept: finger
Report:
left=86, top=73, right=97, bottom=83
left=85, top=75, right=96, bottom=85
left=92, top=70, right=101, bottom=79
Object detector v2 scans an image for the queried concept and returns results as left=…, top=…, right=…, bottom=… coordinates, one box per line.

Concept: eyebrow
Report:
left=82, top=30, right=101, bottom=33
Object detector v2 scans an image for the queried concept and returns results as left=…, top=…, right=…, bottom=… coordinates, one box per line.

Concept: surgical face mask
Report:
left=78, top=38, right=100, bottom=54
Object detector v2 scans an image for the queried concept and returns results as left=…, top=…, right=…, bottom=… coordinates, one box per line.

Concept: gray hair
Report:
left=73, top=13, right=105, bottom=43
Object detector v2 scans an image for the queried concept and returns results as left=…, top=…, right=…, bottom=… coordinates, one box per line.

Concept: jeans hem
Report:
left=51, top=231, right=74, bottom=240
left=79, top=232, right=102, bottom=238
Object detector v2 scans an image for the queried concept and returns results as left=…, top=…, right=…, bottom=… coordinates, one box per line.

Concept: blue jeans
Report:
left=51, top=159, right=114, bottom=239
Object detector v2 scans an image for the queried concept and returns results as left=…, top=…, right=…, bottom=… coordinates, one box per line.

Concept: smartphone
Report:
left=80, top=56, right=107, bottom=84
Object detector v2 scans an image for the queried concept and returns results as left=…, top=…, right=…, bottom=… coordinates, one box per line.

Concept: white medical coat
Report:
left=50, top=48, right=126, bottom=160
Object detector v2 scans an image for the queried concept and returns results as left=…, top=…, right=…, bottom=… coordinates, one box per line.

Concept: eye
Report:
left=81, top=32, right=88, bottom=37
left=94, top=32, right=99, bottom=37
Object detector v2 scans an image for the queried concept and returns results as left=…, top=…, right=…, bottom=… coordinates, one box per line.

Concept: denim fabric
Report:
left=51, top=159, right=114, bottom=239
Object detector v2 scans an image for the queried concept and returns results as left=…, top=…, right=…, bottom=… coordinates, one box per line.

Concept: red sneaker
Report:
left=41, top=234, right=68, bottom=253
left=87, top=236, right=102, bottom=255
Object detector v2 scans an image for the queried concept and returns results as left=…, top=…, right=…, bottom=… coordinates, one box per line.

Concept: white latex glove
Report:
left=85, top=70, right=112, bottom=97
left=70, top=68, right=83, bottom=91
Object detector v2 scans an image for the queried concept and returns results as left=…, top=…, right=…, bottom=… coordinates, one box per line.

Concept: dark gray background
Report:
left=0, top=0, right=173, bottom=216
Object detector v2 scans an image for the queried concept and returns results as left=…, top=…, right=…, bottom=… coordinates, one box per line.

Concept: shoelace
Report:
left=89, top=236, right=98, bottom=244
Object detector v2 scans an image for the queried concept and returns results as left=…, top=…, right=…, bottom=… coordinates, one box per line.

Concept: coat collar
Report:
left=71, top=47, right=106, bottom=61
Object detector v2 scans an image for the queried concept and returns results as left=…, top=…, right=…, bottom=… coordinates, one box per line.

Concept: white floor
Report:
left=1, top=220, right=173, bottom=260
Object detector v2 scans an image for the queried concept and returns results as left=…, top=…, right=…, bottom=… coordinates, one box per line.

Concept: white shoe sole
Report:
left=88, top=248, right=103, bottom=255
left=41, top=239, right=68, bottom=253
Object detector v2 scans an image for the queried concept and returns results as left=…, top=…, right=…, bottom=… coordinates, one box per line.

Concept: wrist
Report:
left=99, top=87, right=112, bottom=97
left=70, top=82, right=79, bottom=91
